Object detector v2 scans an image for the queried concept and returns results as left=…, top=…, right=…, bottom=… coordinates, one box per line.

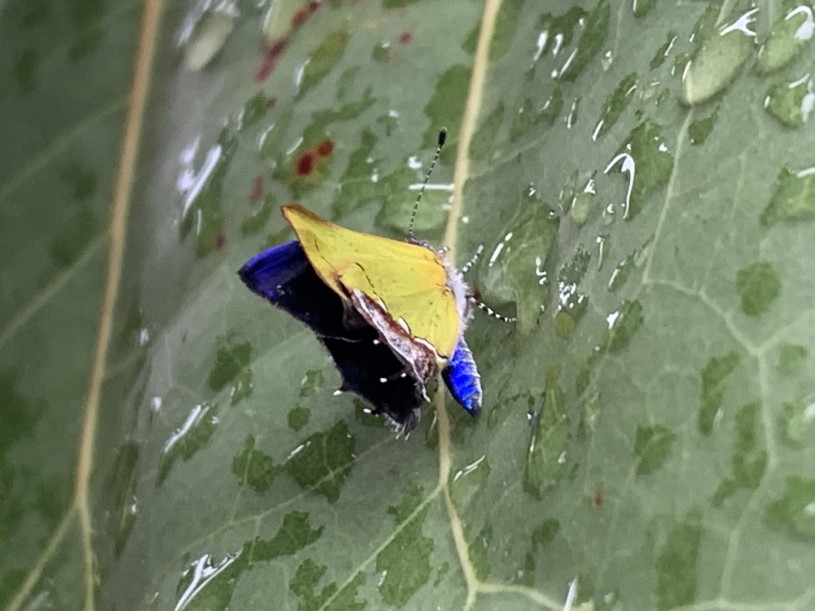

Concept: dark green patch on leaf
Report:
left=450, top=456, right=489, bottom=511
left=712, top=402, right=767, bottom=506
left=298, top=30, right=350, bottom=99
left=524, top=368, right=569, bottom=498
left=13, top=48, right=37, bottom=94
left=699, top=352, right=741, bottom=436
left=238, top=90, right=271, bottom=131
left=593, top=73, right=637, bottom=140
left=615, top=119, right=673, bottom=219
left=736, top=261, right=780, bottom=316
left=232, top=435, right=279, bottom=493
left=174, top=511, right=323, bottom=609
left=765, top=476, right=815, bottom=539
left=106, top=440, right=140, bottom=555
left=290, top=558, right=337, bottom=610
left=179, top=126, right=237, bottom=257
left=779, top=398, right=815, bottom=444
left=489, top=1, right=522, bottom=60
left=480, top=192, right=559, bottom=333
left=285, top=420, right=355, bottom=502
left=761, top=167, right=815, bottom=227
left=655, top=510, right=702, bottom=609
left=60, top=162, right=97, bottom=201
left=157, top=403, right=218, bottom=486
left=764, top=75, right=811, bottom=128
left=649, top=32, right=676, bottom=70
left=207, top=336, right=253, bottom=405
left=388, top=483, right=426, bottom=523
left=606, top=300, right=644, bottom=353
left=468, top=523, right=492, bottom=580
left=49, top=206, right=97, bottom=266
left=375, top=506, right=433, bottom=606
left=0, top=372, right=42, bottom=457
left=558, top=0, right=610, bottom=82
left=288, top=406, right=311, bottom=432
left=634, top=425, right=676, bottom=476
left=423, top=64, right=471, bottom=144
left=520, top=518, right=560, bottom=586
left=382, top=0, right=418, bottom=8
left=633, top=0, right=657, bottom=18
left=555, top=247, right=591, bottom=338
left=241, top=196, right=274, bottom=235
left=253, top=511, right=324, bottom=560
left=778, top=343, right=807, bottom=376
left=608, top=254, right=634, bottom=292
left=324, top=573, right=365, bottom=611
left=470, top=102, right=504, bottom=161
left=688, top=101, right=719, bottom=145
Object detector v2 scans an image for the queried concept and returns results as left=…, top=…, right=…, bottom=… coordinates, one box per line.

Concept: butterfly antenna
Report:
left=469, top=296, right=517, bottom=323
left=408, top=128, right=447, bottom=239
left=460, top=245, right=484, bottom=275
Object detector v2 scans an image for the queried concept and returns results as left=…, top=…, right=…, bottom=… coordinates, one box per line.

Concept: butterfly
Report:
left=239, top=130, right=482, bottom=433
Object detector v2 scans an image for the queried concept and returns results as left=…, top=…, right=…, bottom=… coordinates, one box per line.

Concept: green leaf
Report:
left=4, top=1, right=815, bottom=609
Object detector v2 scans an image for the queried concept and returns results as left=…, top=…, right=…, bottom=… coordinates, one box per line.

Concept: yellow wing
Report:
left=282, top=204, right=460, bottom=357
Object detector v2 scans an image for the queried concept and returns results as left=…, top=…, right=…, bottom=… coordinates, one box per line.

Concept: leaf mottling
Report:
left=285, top=421, right=355, bottom=503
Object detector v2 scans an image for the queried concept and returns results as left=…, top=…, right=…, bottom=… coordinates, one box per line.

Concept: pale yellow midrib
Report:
left=438, top=0, right=503, bottom=607
left=5, top=2, right=164, bottom=611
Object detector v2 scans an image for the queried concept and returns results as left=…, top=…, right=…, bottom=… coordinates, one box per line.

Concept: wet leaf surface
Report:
left=3, top=1, right=815, bottom=609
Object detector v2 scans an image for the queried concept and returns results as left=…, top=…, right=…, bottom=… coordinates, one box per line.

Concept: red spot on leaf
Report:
left=249, top=176, right=264, bottom=204
left=296, top=152, right=316, bottom=176
left=292, top=9, right=308, bottom=28
left=254, top=38, right=287, bottom=83
left=214, top=232, right=226, bottom=250
left=398, top=31, right=412, bottom=44
left=316, top=139, right=334, bottom=157
left=308, top=0, right=322, bottom=13
left=591, top=490, right=603, bottom=509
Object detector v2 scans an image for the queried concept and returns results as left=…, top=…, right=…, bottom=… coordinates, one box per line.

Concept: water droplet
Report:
left=606, top=120, right=673, bottom=219
left=761, top=166, right=815, bottom=226
left=650, top=32, right=677, bottom=69
left=592, top=73, right=637, bottom=140
left=555, top=248, right=591, bottom=339
left=479, top=197, right=559, bottom=333
left=451, top=455, right=490, bottom=511
left=764, top=73, right=814, bottom=128
left=157, top=403, right=218, bottom=485
left=682, top=8, right=757, bottom=106
left=524, top=369, right=569, bottom=498
left=605, top=299, right=643, bottom=353
left=757, top=5, right=814, bottom=74
left=557, top=0, right=610, bottom=82
left=765, top=476, right=815, bottom=538
left=182, top=8, right=236, bottom=71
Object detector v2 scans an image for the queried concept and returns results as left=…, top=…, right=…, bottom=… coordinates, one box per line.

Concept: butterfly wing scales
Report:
left=237, top=241, right=424, bottom=431
left=442, top=338, right=482, bottom=416
left=283, top=204, right=460, bottom=357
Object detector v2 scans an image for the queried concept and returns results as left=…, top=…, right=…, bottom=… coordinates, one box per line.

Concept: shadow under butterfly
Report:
left=238, top=130, right=490, bottom=434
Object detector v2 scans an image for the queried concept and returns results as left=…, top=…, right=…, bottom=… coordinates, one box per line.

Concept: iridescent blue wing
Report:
left=238, top=241, right=310, bottom=302
left=442, top=338, right=482, bottom=416
left=238, top=242, right=424, bottom=432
